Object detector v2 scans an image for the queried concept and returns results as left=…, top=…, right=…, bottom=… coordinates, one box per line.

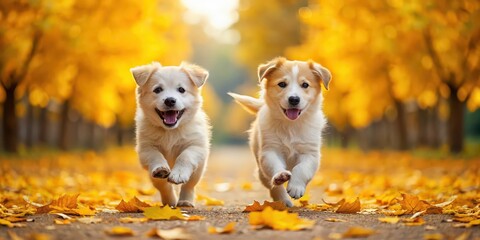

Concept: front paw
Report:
left=271, top=171, right=291, bottom=186
left=152, top=166, right=171, bottom=178
left=167, top=170, right=190, bottom=185
left=177, top=200, right=195, bottom=208
left=286, top=182, right=305, bottom=199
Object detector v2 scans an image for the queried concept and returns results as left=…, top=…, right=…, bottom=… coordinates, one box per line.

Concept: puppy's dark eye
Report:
left=178, top=87, right=185, bottom=93
left=153, top=87, right=163, bottom=94
left=278, top=82, right=287, bottom=88
left=301, top=83, right=309, bottom=88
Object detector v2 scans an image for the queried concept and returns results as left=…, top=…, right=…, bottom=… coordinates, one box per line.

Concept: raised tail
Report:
left=228, top=92, right=263, bottom=114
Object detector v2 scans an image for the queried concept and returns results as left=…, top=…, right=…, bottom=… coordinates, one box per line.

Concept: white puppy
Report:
left=229, top=57, right=331, bottom=207
left=131, top=62, right=210, bottom=207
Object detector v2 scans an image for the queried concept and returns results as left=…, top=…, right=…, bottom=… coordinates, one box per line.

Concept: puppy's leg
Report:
left=150, top=177, right=177, bottom=207
left=168, top=146, right=206, bottom=185
left=139, top=146, right=170, bottom=178
left=260, top=150, right=291, bottom=186
left=177, top=161, right=205, bottom=207
left=258, top=170, right=293, bottom=207
left=287, top=153, right=319, bottom=199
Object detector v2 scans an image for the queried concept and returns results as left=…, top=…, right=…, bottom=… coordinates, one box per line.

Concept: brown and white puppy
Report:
left=131, top=62, right=210, bottom=207
left=229, top=57, right=331, bottom=207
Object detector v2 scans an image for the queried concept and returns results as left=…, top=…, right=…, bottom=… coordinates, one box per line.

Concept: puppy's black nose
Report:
left=288, top=96, right=300, bottom=106
left=164, top=97, right=176, bottom=107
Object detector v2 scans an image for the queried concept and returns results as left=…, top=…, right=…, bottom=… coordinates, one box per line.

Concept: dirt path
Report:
left=1, top=147, right=478, bottom=239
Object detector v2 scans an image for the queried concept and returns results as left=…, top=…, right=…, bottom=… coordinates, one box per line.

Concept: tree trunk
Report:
left=38, top=107, right=49, bottom=145
left=340, top=126, right=351, bottom=148
left=2, top=86, right=18, bottom=152
left=394, top=100, right=408, bottom=150
left=25, top=98, right=35, bottom=149
left=417, top=108, right=428, bottom=147
left=428, top=106, right=440, bottom=148
left=58, top=100, right=70, bottom=150
left=448, top=86, right=464, bottom=153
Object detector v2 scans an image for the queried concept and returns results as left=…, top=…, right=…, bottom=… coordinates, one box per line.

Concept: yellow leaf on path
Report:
left=185, top=215, right=205, bottom=221
left=36, top=194, right=79, bottom=214
left=77, top=217, right=102, bottom=224
left=208, top=222, right=236, bottom=234
left=336, top=198, right=361, bottom=213
left=243, top=200, right=287, bottom=212
left=424, top=233, right=443, bottom=240
left=105, top=226, right=135, bottom=236
left=249, top=206, right=315, bottom=231
left=378, top=216, right=400, bottom=224
left=342, top=226, right=375, bottom=238
left=0, top=218, right=13, bottom=227
left=119, top=217, right=148, bottom=223
left=2, top=217, right=27, bottom=223
left=323, top=198, right=345, bottom=207
left=54, top=219, right=73, bottom=225
left=147, top=227, right=192, bottom=240
left=196, top=194, right=224, bottom=206
left=241, top=182, right=253, bottom=190
left=403, top=217, right=425, bottom=226
left=72, top=205, right=96, bottom=216
left=325, top=218, right=347, bottom=222
left=399, top=193, right=431, bottom=214
left=115, top=196, right=151, bottom=213
left=143, top=206, right=185, bottom=220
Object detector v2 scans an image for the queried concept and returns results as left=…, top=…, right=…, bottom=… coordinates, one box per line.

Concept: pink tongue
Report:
left=285, top=109, right=301, bottom=120
left=163, top=111, right=178, bottom=124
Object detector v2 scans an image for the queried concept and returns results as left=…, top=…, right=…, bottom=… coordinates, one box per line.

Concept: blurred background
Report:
left=0, top=0, right=479, bottom=155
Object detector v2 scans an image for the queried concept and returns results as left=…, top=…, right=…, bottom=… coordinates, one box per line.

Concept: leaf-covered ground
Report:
left=0, top=147, right=479, bottom=239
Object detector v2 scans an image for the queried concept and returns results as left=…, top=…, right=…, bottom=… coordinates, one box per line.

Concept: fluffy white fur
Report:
left=229, top=57, right=331, bottom=207
left=131, top=62, right=210, bottom=207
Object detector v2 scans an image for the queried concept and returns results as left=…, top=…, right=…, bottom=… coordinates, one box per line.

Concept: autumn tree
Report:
left=289, top=0, right=479, bottom=152
left=0, top=0, right=192, bottom=152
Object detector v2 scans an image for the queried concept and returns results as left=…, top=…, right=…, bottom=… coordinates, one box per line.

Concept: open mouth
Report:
left=283, top=108, right=302, bottom=120
left=155, top=108, right=185, bottom=127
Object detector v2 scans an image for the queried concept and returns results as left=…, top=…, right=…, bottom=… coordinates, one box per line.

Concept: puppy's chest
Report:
left=153, top=134, right=188, bottom=161
left=263, top=127, right=320, bottom=156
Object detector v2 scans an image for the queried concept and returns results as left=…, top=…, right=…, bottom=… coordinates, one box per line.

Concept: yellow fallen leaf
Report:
left=72, top=205, right=96, bottom=216
left=54, top=218, right=73, bottom=225
left=77, top=217, right=102, bottom=224
left=307, top=204, right=332, bottom=211
left=398, top=193, right=431, bottom=214
left=249, top=206, right=315, bottom=231
left=378, top=216, right=400, bottom=224
left=119, top=217, right=148, bottom=223
left=208, top=222, right=236, bottom=234
left=241, top=182, right=253, bottom=190
left=243, top=200, right=287, bottom=212
left=403, top=217, right=425, bottom=226
left=185, top=215, right=205, bottom=221
left=336, top=197, right=361, bottom=213
left=143, top=206, right=185, bottom=220
left=146, top=227, right=192, bottom=239
left=196, top=194, right=224, bottom=206
left=0, top=218, right=13, bottom=227
left=105, top=226, right=135, bottom=236
left=325, top=218, right=347, bottom=222
left=2, top=217, right=27, bottom=223
left=36, top=194, right=79, bottom=214
left=424, top=233, right=443, bottom=240
left=115, top=196, right=151, bottom=213
left=342, top=226, right=375, bottom=238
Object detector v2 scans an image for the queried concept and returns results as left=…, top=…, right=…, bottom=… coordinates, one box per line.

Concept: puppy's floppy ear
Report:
left=309, top=61, right=332, bottom=90
left=257, top=57, right=286, bottom=82
left=130, top=62, right=161, bottom=86
left=181, top=62, right=209, bottom=88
